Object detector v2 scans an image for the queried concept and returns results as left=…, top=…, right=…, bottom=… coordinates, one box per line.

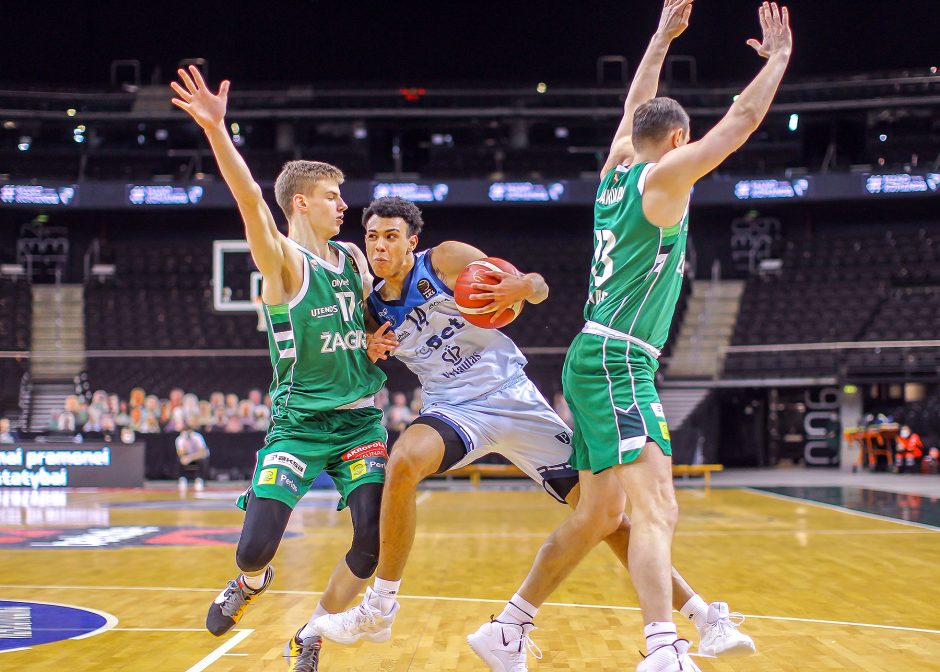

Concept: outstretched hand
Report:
left=746, top=2, right=792, bottom=59
left=170, top=65, right=230, bottom=130
left=656, top=0, right=693, bottom=41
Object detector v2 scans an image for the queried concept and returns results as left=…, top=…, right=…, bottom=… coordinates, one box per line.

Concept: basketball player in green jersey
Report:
left=469, top=3, right=792, bottom=671
left=171, top=67, right=387, bottom=672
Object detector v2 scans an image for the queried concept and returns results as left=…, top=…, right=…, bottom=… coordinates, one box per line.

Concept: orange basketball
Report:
left=454, top=257, right=525, bottom=329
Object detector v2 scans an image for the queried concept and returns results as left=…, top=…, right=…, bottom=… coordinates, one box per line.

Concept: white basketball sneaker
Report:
left=697, top=602, right=756, bottom=657
left=467, top=618, right=541, bottom=672
left=314, top=587, right=399, bottom=645
left=637, top=638, right=701, bottom=672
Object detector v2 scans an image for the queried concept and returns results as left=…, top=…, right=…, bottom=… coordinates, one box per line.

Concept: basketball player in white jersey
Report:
left=314, top=196, right=754, bottom=660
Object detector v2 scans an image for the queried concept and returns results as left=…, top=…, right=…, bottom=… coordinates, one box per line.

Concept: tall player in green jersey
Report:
left=171, top=67, right=387, bottom=672
left=469, top=3, right=793, bottom=671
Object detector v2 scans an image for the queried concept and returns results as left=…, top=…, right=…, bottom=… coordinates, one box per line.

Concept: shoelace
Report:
left=219, top=580, right=249, bottom=618
left=347, top=603, right=382, bottom=630
left=638, top=639, right=694, bottom=663
left=715, top=611, right=746, bottom=635
left=294, top=637, right=321, bottom=672
left=506, top=628, right=542, bottom=672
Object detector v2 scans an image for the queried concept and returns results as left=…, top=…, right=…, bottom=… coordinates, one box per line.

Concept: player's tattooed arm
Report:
left=170, top=67, right=289, bottom=284
left=429, top=241, right=487, bottom=289
left=601, top=0, right=694, bottom=179
left=469, top=271, right=549, bottom=310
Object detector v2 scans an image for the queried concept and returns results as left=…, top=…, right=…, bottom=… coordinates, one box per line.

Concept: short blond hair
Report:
left=274, top=160, right=345, bottom=219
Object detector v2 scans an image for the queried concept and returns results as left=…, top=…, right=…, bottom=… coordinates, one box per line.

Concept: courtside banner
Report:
left=0, top=442, right=145, bottom=489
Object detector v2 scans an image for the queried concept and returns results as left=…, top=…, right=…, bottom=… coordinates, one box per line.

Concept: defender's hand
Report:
left=170, top=65, right=230, bottom=130
left=656, top=0, right=693, bottom=41
left=747, top=2, right=792, bottom=59
left=367, top=321, right=399, bottom=362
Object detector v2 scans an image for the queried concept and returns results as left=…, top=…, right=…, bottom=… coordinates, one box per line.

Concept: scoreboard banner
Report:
left=0, top=442, right=145, bottom=489
left=1, top=172, right=937, bottom=209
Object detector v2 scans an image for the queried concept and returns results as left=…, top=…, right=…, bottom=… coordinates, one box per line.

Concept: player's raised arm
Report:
left=601, top=0, right=694, bottom=178
left=646, top=3, right=792, bottom=213
left=170, top=66, right=285, bottom=278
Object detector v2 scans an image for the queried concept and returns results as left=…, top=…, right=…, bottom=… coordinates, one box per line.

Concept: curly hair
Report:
left=361, top=196, right=424, bottom=236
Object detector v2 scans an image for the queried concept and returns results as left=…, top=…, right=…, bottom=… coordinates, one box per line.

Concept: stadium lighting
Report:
left=879, top=134, right=888, bottom=142
left=554, top=126, right=569, bottom=139
left=2, top=121, right=15, bottom=129
left=536, top=82, right=547, bottom=94
left=733, top=94, right=740, bottom=102
left=788, top=114, right=799, bottom=132
left=18, top=135, right=31, bottom=151
left=230, top=122, right=240, bottom=135
left=137, top=134, right=146, bottom=145
left=66, top=108, right=76, bottom=117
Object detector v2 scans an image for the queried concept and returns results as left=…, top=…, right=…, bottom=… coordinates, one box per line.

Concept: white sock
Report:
left=371, top=577, right=401, bottom=614
left=644, top=621, right=678, bottom=655
left=679, top=594, right=709, bottom=631
left=241, top=569, right=267, bottom=591
left=298, top=603, right=328, bottom=640
left=498, top=593, right=539, bottom=625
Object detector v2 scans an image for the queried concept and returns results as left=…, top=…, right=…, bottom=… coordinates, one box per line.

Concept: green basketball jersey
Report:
left=264, top=240, right=386, bottom=416
left=585, top=162, right=689, bottom=352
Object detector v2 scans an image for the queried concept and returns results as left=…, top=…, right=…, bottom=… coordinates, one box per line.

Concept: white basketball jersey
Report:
left=366, top=250, right=527, bottom=408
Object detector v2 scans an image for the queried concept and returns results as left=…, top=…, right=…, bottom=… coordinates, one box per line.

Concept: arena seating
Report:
left=879, top=388, right=940, bottom=449
left=725, top=226, right=940, bottom=379
left=81, top=224, right=594, bottom=399
left=0, top=281, right=31, bottom=352
left=0, top=359, right=27, bottom=419
left=84, top=241, right=264, bottom=351
left=83, top=356, right=272, bottom=400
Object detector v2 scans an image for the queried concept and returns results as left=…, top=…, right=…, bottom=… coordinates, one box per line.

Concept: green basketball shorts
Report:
left=237, top=406, right=388, bottom=511
left=562, top=332, right=671, bottom=474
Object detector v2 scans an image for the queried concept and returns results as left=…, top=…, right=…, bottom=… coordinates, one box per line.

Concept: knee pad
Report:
left=345, top=546, right=379, bottom=580
left=345, top=513, right=380, bottom=578
left=235, top=538, right=276, bottom=573
left=345, top=482, right=382, bottom=578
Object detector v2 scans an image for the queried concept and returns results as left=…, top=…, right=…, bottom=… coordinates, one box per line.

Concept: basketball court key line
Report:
left=2, top=584, right=938, bottom=637
left=0, top=599, right=118, bottom=654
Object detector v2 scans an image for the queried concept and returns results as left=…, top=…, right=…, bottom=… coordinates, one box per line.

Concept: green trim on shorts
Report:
left=563, top=333, right=671, bottom=474
left=237, top=406, right=387, bottom=512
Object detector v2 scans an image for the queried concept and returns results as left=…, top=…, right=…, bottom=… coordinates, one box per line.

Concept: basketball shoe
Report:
left=637, top=638, right=701, bottom=672
left=314, top=587, right=399, bottom=644
left=205, top=566, right=274, bottom=636
left=697, top=602, right=756, bottom=657
left=467, top=618, right=541, bottom=672
left=284, top=626, right=322, bottom=672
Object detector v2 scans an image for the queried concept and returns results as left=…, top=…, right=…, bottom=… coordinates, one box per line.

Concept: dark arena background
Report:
left=1, top=1, right=939, bottom=670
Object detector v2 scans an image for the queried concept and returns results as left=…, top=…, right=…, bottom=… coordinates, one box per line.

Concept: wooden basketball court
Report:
left=2, top=484, right=938, bottom=670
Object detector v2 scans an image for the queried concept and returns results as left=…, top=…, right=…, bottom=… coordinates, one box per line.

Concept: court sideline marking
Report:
left=1, top=584, right=937, bottom=637
left=744, top=487, right=940, bottom=532
left=184, top=628, right=254, bottom=672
